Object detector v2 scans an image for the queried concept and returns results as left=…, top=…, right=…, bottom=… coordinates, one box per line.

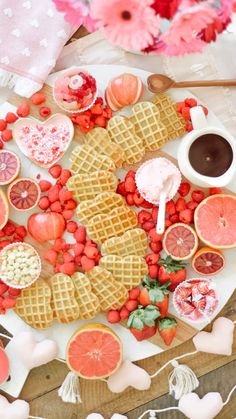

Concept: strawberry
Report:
left=44, top=249, right=58, bottom=265
left=50, top=201, right=62, bottom=213
left=48, top=185, right=60, bottom=203
left=2, top=298, right=16, bottom=309
left=184, top=98, right=197, bottom=108
left=166, top=200, right=176, bottom=215
left=191, top=190, right=205, bottom=203
left=148, top=264, right=159, bottom=279
left=138, top=210, right=152, bottom=225
left=186, top=201, right=198, bottom=211
left=133, top=192, right=144, bottom=207
left=119, top=306, right=130, bottom=319
left=169, top=213, right=180, bottom=224
left=178, top=182, right=190, bottom=197
left=149, top=241, right=162, bottom=254
left=16, top=226, right=27, bottom=238
left=139, top=277, right=169, bottom=318
left=145, top=253, right=160, bottom=265
left=175, top=197, right=186, bottom=212
left=209, top=187, right=222, bottom=195
left=158, top=256, right=187, bottom=292
left=39, top=196, right=50, bottom=210
left=1, top=129, right=12, bottom=142
left=124, top=177, right=136, bottom=193
left=116, top=181, right=127, bottom=196
left=130, top=324, right=157, bottom=341
left=181, top=106, right=191, bottom=121
left=151, top=207, right=159, bottom=223
left=81, top=255, right=96, bottom=271
left=176, top=101, right=185, bottom=113
left=126, top=193, right=135, bottom=206
left=64, top=199, right=77, bottom=210
left=125, top=300, right=138, bottom=311
left=107, top=310, right=121, bottom=323
left=59, top=169, right=71, bottom=186
left=71, top=243, right=84, bottom=256
left=39, top=180, right=52, bottom=192
left=62, top=210, right=74, bottom=220
left=158, top=317, right=177, bottom=345
left=129, top=287, right=140, bottom=300
left=49, top=164, right=62, bottom=179
left=140, top=200, right=153, bottom=209
left=59, top=188, right=73, bottom=202
left=127, top=305, right=160, bottom=339
left=31, top=92, right=46, bottom=105
left=5, top=112, right=18, bottom=124
left=59, top=262, right=76, bottom=275
left=74, top=226, right=86, bottom=243
left=149, top=228, right=163, bottom=242
left=3, top=222, right=16, bottom=236
left=84, top=245, right=99, bottom=259
left=0, top=119, right=7, bottom=131
left=179, top=208, right=193, bottom=224
left=125, top=170, right=136, bottom=179
left=17, top=103, right=30, bottom=117
left=165, top=219, right=172, bottom=229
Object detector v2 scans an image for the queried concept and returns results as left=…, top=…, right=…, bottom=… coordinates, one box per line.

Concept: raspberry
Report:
left=107, top=310, right=120, bottom=323
left=3, top=222, right=16, bottom=236
left=0, top=119, right=7, bottom=131
left=39, top=196, right=50, bottom=210
left=81, top=255, right=96, bottom=272
left=31, top=92, right=46, bottom=105
left=103, top=107, right=112, bottom=119
left=63, top=252, right=74, bottom=263
left=17, top=103, right=30, bottom=117
left=175, top=197, right=186, bottom=212
left=39, top=106, right=51, bottom=118
left=48, top=185, right=60, bottom=203
left=209, top=187, right=222, bottom=195
left=44, top=249, right=58, bottom=265
left=62, top=209, right=74, bottom=220
left=145, top=253, right=160, bottom=265
left=66, top=221, right=77, bottom=233
left=178, top=182, right=191, bottom=197
left=119, top=306, right=130, bottom=319
left=116, top=181, right=127, bottom=196
left=166, top=200, right=176, bottom=215
left=94, top=115, right=107, bottom=128
left=5, top=112, right=18, bottom=124
left=181, top=106, right=191, bottom=121
left=49, top=164, right=62, bottom=179
left=138, top=210, right=152, bottom=225
left=71, top=243, right=84, bottom=256
left=74, top=226, right=86, bottom=243
left=64, top=199, right=77, bottom=210
left=151, top=207, right=159, bottom=223
left=186, top=201, right=198, bottom=211
left=149, top=228, right=163, bottom=242
left=133, top=192, right=144, bottom=207
left=148, top=264, right=159, bottom=279
left=185, top=98, right=197, bottom=108
left=129, top=288, right=140, bottom=300
left=2, top=298, right=16, bottom=309
left=124, top=177, right=136, bottom=193
left=39, top=180, right=52, bottom=192
left=91, top=104, right=103, bottom=115
left=179, top=209, right=193, bottom=224
left=125, top=300, right=138, bottom=311
left=149, top=241, right=162, bottom=253
left=59, top=262, right=76, bottom=275
left=50, top=201, right=62, bottom=213
left=191, top=190, right=205, bottom=203
left=84, top=245, right=99, bottom=259
left=142, top=220, right=155, bottom=232
left=126, top=193, right=134, bottom=206
left=95, top=97, right=104, bottom=105
left=59, top=188, right=73, bottom=202
left=59, top=169, right=71, bottom=186
left=1, top=129, right=12, bottom=142
left=169, top=213, right=180, bottom=223
left=15, top=226, right=27, bottom=238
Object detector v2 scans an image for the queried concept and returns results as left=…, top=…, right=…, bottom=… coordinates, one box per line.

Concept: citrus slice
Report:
left=7, top=178, right=40, bottom=211
left=66, top=324, right=122, bottom=379
left=0, top=150, right=20, bottom=186
left=163, top=223, right=198, bottom=260
left=194, top=194, right=236, bottom=249
left=0, top=189, right=9, bottom=230
left=192, top=247, right=225, bottom=275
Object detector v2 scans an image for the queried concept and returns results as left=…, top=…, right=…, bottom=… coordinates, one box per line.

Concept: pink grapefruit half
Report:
left=194, top=194, right=236, bottom=249
left=0, top=189, right=9, bottom=230
left=66, top=324, right=122, bottom=379
left=163, top=223, right=198, bottom=260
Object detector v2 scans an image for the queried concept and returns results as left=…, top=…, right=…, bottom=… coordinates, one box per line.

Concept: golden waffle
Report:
left=48, top=274, right=80, bottom=324
left=66, top=170, right=118, bottom=202
left=107, top=116, right=145, bottom=165
left=87, top=267, right=128, bottom=311
left=99, top=255, right=148, bottom=290
left=70, top=144, right=116, bottom=175
left=76, top=192, right=125, bottom=225
left=72, top=272, right=100, bottom=320
left=14, top=279, right=53, bottom=329
left=85, top=127, right=125, bottom=167
left=87, top=206, right=138, bottom=244
left=152, top=94, right=186, bottom=140
left=130, top=101, right=168, bottom=151
left=101, top=228, right=148, bottom=257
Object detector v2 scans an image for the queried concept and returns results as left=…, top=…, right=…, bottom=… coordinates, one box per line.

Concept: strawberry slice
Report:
left=158, top=317, right=177, bottom=346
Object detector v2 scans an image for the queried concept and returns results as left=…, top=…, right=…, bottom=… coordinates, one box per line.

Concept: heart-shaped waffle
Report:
left=13, top=114, right=74, bottom=168
left=107, top=116, right=145, bottom=165
left=152, top=94, right=185, bottom=140
left=14, top=279, right=53, bottom=329
left=87, top=207, right=138, bottom=244
left=76, top=192, right=125, bottom=225
left=48, top=274, right=80, bottom=324
left=130, top=102, right=168, bottom=151
left=87, top=267, right=128, bottom=311
left=99, top=255, right=148, bottom=290
left=86, top=127, right=125, bottom=167
left=70, top=144, right=116, bottom=175
left=101, top=228, right=148, bottom=257
left=72, top=272, right=100, bottom=320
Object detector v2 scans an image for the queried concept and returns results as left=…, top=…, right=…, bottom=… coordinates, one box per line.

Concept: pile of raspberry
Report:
left=107, top=287, right=140, bottom=324
left=39, top=164, right=101, bottom=275
left=176, top=97, right=208, bottom=132
left=68, top=72, right=97, bottom=103
left=70, top=97, right=113, bottom=133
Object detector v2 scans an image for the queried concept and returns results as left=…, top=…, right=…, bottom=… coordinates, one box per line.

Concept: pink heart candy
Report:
left=193, top=317, right=234, bottom=355
left=0, top=345, right=10, bottom=384
left=0, top=395, right=29, bottom=419
left=107, top=360, right=151, bottom=393
left=12, top=332, right=58, bottom=370
left=13, top=113, right=74, bottom=168
left=178, top=392, right=223, bottom=419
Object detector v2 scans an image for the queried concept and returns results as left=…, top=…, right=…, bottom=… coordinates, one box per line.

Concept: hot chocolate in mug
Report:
left=177, top=106, right=236, bottom=187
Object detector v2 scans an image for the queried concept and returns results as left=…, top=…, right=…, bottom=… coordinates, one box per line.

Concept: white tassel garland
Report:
left=168, top=360, right=199, bottom=400
left=58, top=371, right=82, bottom=404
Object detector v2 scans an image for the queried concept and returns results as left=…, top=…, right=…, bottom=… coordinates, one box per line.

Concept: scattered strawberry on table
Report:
left=127, top=305, right=160, bottom=341
left=158, top=256, right=187, bottom=292
left=139, top=277, right=170, bottom=318
left=158, top=317, right=178, bottom=346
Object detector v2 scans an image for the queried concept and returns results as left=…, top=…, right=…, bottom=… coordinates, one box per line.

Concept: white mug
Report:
left=177, top=106, right=236, bottom=187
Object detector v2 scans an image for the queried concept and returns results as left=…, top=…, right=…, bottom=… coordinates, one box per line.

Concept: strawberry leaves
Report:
left=127, top=305, right=160, bottom=330
left=159, top=256, right=187, bottom=273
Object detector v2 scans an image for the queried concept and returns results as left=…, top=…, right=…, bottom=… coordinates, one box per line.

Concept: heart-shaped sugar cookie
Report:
left=107, top=360, right=151, bottom=393
left=178, top=392, right=223, bottom=419
left=13, top=113, right=74, bottom=168
left=193, top=317, right=234, bottom=355
left=11, top=332, right=58, bottom=370
left=0, top=395, right=30, bottom=419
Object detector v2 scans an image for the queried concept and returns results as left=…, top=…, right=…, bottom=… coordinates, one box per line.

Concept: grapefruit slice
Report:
left=0, top=189, right=9, bottom=230
left=0, top=150, right=20, bottom=186
left=7, top=177, right=40, bottom=211
left=195, top=194, right=236, bottom=249
left=66, top=324, right=122, bottom=379
left=163, top=223, right=198, bottom=260
left=192, top=247, right=225, bottom=275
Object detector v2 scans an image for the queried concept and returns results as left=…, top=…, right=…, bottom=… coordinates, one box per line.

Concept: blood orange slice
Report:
left=7, top=177, right=40, bottom=211
left=66, top=324, right=122, bottom=379
left=0, top=189, right=9, bottom=230
left=192, top=247, right=225, bottom=275
left=195, top=194, right=236, bottom=249
left=163, top=223, right=198, bottom=260
left=0, top=150, right=20, bottom=186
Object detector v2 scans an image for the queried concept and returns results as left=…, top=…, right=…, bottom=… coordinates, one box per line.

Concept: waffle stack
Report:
left=76, top=192, right=125, bottom=225
left=86, top=127, right=125, bottom=168
left=152, top=94, right=186, bottom=140
left=70, top=144, right=116, bottom=175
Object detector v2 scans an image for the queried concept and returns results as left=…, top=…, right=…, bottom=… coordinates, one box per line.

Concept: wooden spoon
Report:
left=147, top=74, right=236, bottom=94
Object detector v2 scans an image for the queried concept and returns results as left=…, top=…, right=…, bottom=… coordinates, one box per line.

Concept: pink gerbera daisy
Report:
left=90, top=0, right=160, bottom=51
left=53, top=0, right=95, bottom=32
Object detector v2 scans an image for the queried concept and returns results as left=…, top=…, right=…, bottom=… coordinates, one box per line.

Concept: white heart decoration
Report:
left=107, top=360, right=151, bottom=393
left=11, top=332, right=58, bottom=370
left=111, top=415, right=128, bottom=419
left=178, top=392, right=223, bottom=419
left=0, top=395, right=29, bottom=419
left=193, top=317, right=234, bottom=355
left=86, top=415, right=127, bottom=419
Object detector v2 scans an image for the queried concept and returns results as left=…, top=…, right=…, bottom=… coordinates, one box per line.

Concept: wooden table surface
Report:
left=0, top=28, right=236, bottom=419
